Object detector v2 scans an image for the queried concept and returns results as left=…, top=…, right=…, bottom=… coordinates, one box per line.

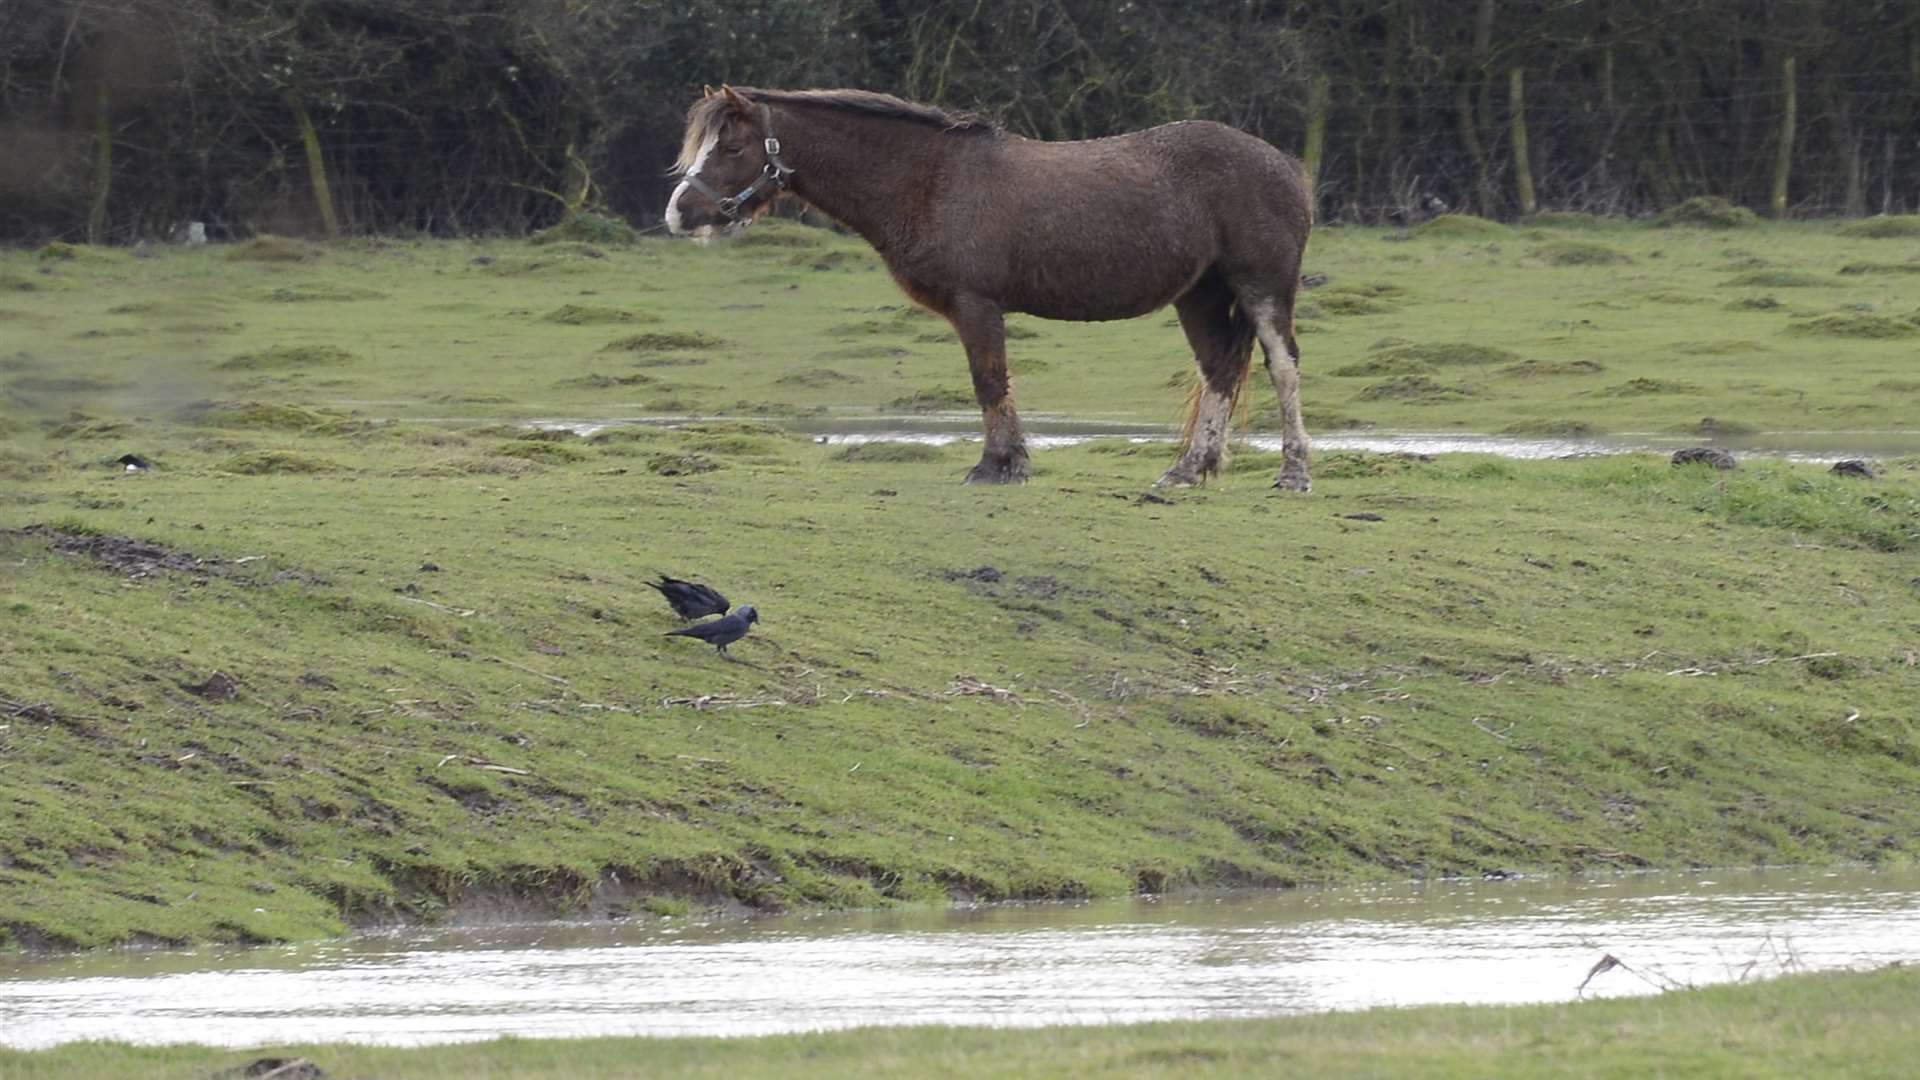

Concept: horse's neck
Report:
left=779, top=110, right=949, bottom=249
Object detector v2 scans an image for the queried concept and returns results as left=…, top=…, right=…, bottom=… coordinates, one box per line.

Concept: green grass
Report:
left=5, top=965, right=1917, bottom=1078
left=2, top=223, right=1920, bottom=951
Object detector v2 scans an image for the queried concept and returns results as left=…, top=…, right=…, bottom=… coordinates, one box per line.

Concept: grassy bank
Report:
left=5, top=965, right=1917, bottom=1078
left=2, top=220, right=1919, bottom=950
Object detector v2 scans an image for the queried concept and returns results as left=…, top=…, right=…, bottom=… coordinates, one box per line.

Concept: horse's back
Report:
left=888, top=120, right=1308, bottom=320
left=996, top=121, right=1308, bottom=239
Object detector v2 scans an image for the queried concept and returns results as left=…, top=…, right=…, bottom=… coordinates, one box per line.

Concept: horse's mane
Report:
left=675, top=88, right=997, bottom=173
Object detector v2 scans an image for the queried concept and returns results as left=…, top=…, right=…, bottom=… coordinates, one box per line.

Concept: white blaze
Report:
left=664, top=131, right=718, bottom=236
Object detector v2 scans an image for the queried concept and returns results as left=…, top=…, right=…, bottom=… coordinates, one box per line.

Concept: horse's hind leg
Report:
left=1247, top=295, right=1311, bottom=491
left=947, top=294, right=1030, bottom=484
left=1157, top=278, right=1253, bottom=488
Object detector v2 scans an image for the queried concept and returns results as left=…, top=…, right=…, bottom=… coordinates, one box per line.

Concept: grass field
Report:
left=2, top=216, right=1919, bottom=952
left=5, top=964, right=1917, bottom=1078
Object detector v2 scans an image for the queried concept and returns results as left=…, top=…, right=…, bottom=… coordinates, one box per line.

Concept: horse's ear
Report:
left=702, top=84, right=715, bottom=98
left=721, top=85, right=752, bottom=111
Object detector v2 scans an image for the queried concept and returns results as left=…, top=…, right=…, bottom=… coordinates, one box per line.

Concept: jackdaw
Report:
left=646, top=574, right=729, bottom=620
left=664, top=605, right=758, bottom=659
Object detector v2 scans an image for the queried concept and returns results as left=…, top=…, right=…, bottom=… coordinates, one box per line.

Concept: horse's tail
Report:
left=1178, top=301, right=1259, bottom=450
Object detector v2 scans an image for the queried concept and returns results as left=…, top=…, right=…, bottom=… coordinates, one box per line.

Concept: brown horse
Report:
left=666, top=86, right=1314, bottom=491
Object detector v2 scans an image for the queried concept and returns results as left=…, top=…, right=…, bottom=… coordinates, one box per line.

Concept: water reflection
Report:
left=2, top=867, right=1917, bottom=1048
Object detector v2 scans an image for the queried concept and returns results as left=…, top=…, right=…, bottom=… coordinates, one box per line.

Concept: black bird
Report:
left=664, top=605, right=758, bottom=659
left=646, top=574, right=729, bottom=620
left=117, top=453, right=152, bottom=471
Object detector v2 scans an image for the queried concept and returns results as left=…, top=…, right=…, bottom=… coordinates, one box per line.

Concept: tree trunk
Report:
left=1825, top=80, right=1866, bottom=217
left=287, top=90, right=339, bottom=237
left=88, top=82, right=110, bottom=245
left=1508, top=67, right=1536, bottom=216
left=1303, top=70, right=1330, bottom=204
left=1455, top=85, right=1495, bottom=216
left=1769, top=55, right=1796, bottom=218
left=1472, top=0, right=1496, bottom=130
left=1884, top=135, right=1897, bottom=215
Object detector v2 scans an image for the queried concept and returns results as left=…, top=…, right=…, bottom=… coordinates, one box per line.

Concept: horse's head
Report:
left=666, top=86, right=794, bottom=237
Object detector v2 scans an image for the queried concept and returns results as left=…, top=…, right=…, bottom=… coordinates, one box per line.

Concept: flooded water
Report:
left=4, top=867, right=1918, bottom=1049
left=526, top=413, right=1920, bottom=462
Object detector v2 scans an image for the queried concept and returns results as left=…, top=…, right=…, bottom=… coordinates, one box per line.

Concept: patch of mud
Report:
left=813, top=344, right=910, bottom=361
left=1837, top=262, right=1920, bottom=276
left=1330, top=355, right=1432, bottom=378
left=7, top=524, right=224, bottom=580
left=1501, top=419, right=1599, bottom=436
left=793, top=249, right=874, bottom=271
left=1724, top=270, right=1831, bottom=288
left=43, top=412, right=130, bottom=438
left=177, top=400, right=332, bottom=430
left=1676, top=339, right=1770, bottom=355
left=602, top=331, right=729, bottom=353
left=832, top=442, right=946, bottom=463
left=1315, top=451, right=1435, bottom=479
left=1671, top=446, right=1738, bottom=469
left=262, top=285, right=385, bottom=302
left=941, top=567, right=1080, bottom=613
left=1785, top=313, right=1919, bottom=339
left=829, top=319, right=908, bottom=338
left=181, top=671, right=241, bottom=701
left=216, top=345, right=357, bottom=371
left=8, top=374, right=131, bottom=395
left=1498, top=359, right=1605, bottom=377
left=775, top=367, right=856, bottom=387
left=538, top=304, right=659, bottom=325
left=475, top=253, right=601, bottom=276
left=217, top=450, right=343, bottom=474
left=888, top=388, right=976, bottom=412
left=1600, top=377, right=1699, bottom=396
left=556, top=372, right=656, bottom=389
left=497, top=440, right=589, bottom=464
left=1638, top=290, right=1711, bottom=305
left=1372, top=342, right=1518, bottom=367
left=1316, top=292, right=1396, bottom=315
left=1358, top=375, right=1471, bottom=402
left=1531, top=240, right=1632, bottom=266
left=1675, top=417, right=1758, bottom=436
left=647, top=452, right=720, bottom=476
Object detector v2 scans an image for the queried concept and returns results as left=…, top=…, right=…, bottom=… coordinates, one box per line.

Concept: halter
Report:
left=680, top=110, right=796, bottom=223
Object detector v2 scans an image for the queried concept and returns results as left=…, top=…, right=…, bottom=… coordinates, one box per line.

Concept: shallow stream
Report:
left=4, top=866, right=1917, bottom=1049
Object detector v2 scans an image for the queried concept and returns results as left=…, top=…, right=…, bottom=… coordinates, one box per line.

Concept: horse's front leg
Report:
left=948, top=295, right=1030, bottom=485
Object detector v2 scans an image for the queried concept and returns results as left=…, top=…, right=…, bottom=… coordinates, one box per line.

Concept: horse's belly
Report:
left=1002, top=239, right=1203, bottom=322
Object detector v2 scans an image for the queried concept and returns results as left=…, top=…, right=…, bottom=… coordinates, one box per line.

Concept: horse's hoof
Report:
left=964, top=457, right=1030, bottom=485
left=1154, top=470, right=1199, bottom=489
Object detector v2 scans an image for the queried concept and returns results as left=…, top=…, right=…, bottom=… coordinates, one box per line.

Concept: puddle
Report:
left=3, top=866, right=1917, bottom=1048
left=519, top=413, right=1920, bottom=462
